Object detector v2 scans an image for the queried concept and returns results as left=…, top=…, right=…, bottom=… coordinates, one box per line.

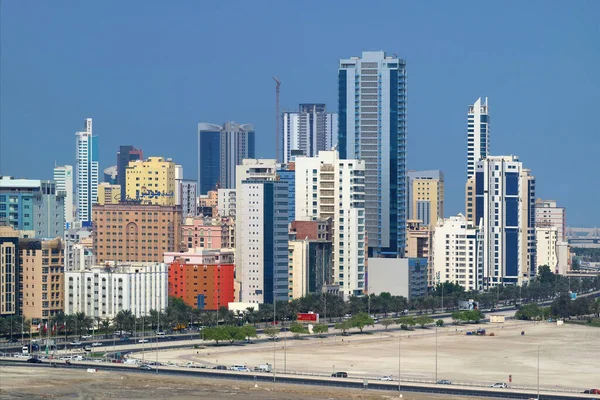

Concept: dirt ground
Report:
left=135, top=320, right=600, bottom=391
left=0, top=366, right=487, bottom=400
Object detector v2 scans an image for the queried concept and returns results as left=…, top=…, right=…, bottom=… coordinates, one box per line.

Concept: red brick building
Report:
left=168, top=261, right=234, bottom=311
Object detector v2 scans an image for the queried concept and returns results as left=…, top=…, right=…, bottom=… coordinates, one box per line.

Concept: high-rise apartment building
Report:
left=125, top=157, right=177, bottom=205
left=178, top=179, right=198, bottom=218
left=282, top=104, right=338, bottom=163
left=237, top=171, right=288, bottom=304
left=432, top=214, right=484, bottom=291
left=217, top=189, right=236, bottom=218
left=467, top=97, right=490, bottom=178
left=92, top=203, right=182, bottom=263
left=53, top=165, right=74, bottom=226
left=465, top=176, right=476, bottom=226
left=407, top=170, right=444, bottom=228
left=96, top=182, right=121, bottom=205
left=405, top=220, right=433, bottom=286
left=295, top=151, right=366, bottom=298
left=75, top=118, right=98, bottom=226
left=117, top=145, right=143, bottom=201
left=197, top=122, right=255, bottom=194
left=338, top=51, right=407, bottom=256
left=0, top=177, right=65, bottom=239
left=277, top=164, right=296, bottom=223
left=475, top=156, right=536, bottom=287
left=0, top=225, right=19, bottom=316
left=535, top=199, right=566, bottom=241
left=66, top=262, right=168, bottom=318
left=19, top=237, right=64, bottom=322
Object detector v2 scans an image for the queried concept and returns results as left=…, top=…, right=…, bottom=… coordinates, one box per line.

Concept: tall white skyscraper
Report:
left=53, top=165, right=74, bottom=226
left=338, top=51, right=407, bottom=256
left=75, top=118, right=99, bottom=226
left=295, top=151, right=366, bottom=298
left=282, top=104, right=337, bottom=163
left=467, top=97, right=490, bottom=178
left=475, top=156, right=536, bottom=287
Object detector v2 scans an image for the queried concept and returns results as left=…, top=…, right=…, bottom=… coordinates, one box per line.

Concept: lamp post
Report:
left=435, top=327, right=438, bottom=383
left=537, top=346, right=540, bottom=400
left=273, top=298, right=277, bottom=383
left=398, top=335, right=402, bottom=392
left=367, top=286, right=371, bottom=316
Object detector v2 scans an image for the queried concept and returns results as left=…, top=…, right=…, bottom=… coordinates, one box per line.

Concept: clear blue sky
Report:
left=1, top=1, right=598, bottom=226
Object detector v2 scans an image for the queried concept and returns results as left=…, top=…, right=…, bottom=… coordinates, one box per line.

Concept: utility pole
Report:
left=273, top=77, right=281, bottom=163
left=537, top=346, right=540, bottom=400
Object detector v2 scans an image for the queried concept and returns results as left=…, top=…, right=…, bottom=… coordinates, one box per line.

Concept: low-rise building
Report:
left=167, top=248, right=234, bottom=311
left=217, top=189, right=236, bottom=217
left=405, top=220, right=433, bottom=286
left=96, top=182, right=121, bottom=205
left=198, top=190, right=218, bottom=217
left=367, top=258, right=428, bottom=301
left=181, top=216, right=235, bottom=250
left=65, top=262, right=168, bottom=318
left=288, top=239, right=333, bottom=300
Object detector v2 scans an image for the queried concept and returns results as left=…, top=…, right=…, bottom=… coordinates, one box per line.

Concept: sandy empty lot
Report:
left=133, top=320, right=600, bottom=391
left=0, top=366, right=487, bottom=400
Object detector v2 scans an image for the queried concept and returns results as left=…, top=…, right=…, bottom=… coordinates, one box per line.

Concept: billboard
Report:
left=297, top=313, right=319, bottom=323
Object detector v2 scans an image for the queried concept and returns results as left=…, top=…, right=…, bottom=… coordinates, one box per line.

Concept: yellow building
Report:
left=19, top=237, right=64, bottom=323
left=405, top=220, right=433, bottom=287
left=465, top=176, right=476, bottom=226
left=126, top=157, right=176, bottom=206
left=96, top=182, right=121, bottom=205
left=407, top=170, right=444, bottom=228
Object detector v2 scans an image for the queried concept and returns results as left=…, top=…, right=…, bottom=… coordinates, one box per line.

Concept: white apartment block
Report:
left=65, top=263, right=168, bottom=319
left=467, top=97, right=490, bottom=179
left=283, top=104, right=337, bottom=164
left=53, top=165, right=74, bottom=226
left=295, top=151, right=366, bottom=298
left=535, top=199, right=566, bottom=241
left=288, top=239, right=309, bottom=300
left=536, top=226, right=569, bottom=275
left=217, top=188, right=236, bottom=217
left=475, top=156, right=536, bottom=287
left=433, top=214, right=483, bottom=291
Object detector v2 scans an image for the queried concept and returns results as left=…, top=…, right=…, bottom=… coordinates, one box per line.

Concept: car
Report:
left=81, top=335, right=92, bottom=340
left=437, top=379, right=452, bottom=385
left=213, top=365, right=227, bottom=370
left=138, top=339, right=149, bottom=343
left=332, top=372, right=348, bottom=378
left=120, top=336, right=131, bottom=341
left=583, top=389, right=600, bottom=394
left=156, top=331, right=165, bottom=336
left=268, top=335, right=279, bottom=341
left=91, top=342, right=103, bottom=347
left=229, top=365, right=250, bottom=372
left=9, top=338, right=19, bottom=343
left=378, top=376, right=393, bottom=381
left=70, top=341, right=82, bottom=346
left=138, top=364, right=153, bottom=370
left=26, top=357, right=42, bottom=363
left=491, top=383, right=507, bottom=388
left=83, top=346, right=92, bottom=352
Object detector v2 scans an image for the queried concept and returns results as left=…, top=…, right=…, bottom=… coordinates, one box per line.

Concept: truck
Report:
left=254, top=363, right=272, bottom=373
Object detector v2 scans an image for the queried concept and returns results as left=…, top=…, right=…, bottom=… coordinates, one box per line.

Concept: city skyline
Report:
left=1, top=2, right=599, bottom=226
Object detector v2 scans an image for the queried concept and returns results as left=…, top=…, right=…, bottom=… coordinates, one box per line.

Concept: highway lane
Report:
left=1, top=359, right=596, bottom=400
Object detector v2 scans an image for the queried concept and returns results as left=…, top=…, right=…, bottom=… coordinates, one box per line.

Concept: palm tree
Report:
left=100, top=318, right=112, bottom=338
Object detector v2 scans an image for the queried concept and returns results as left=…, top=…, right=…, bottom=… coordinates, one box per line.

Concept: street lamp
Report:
left=398, top=335, right=402, bottom=392
left=435, top=327, right=438, bottom=383
left=537, top=346, right=540, bottom=400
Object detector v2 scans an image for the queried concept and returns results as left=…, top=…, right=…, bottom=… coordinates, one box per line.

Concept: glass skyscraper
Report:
left=75, top=118, right=98, bottom=227
left=467, top=97, right=490, bottom=179
left=338, top=51, right=407, bottom=256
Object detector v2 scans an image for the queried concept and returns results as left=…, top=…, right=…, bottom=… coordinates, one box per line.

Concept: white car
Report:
left=378, top=376, right=393, bottom=381
left=91, top=342, right=103, bottom=347
left=70, top=341, right=82, bottom=346
left=81, top=335, right=92, bottom=340
left=138, top=339, right=149, bottom=343
left=491, top=382, right=507, bottom=388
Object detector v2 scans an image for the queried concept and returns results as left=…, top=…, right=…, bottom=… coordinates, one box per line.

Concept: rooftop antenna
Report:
left=273, top=77, right=281, bottom=163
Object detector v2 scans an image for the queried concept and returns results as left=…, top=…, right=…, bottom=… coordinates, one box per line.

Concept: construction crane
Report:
left=273, top=77, right=281, bottom=163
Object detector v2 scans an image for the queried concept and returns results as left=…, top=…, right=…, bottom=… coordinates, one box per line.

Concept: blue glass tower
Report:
left=338, top=51, right=407, bottom=257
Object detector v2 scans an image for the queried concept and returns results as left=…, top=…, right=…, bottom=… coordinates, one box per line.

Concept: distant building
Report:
left=277, top=165, right=296, bottom=223
left=181, top=216, right=235, bottom=250
left=467, top=97, right=490, bottom=179
left=295, top=151, right=366, bottom=298
left=432, top=214, right=484, bottom=291
left=96, top=182, right=121, bottom=205
left=405, top=220, right=433, bottom=286
left=367, top=258, right=428, bottom=301
left=217, top=189, right=236, bottom=217
left=0, top=176, right=65, bottom=239
left=288, top=238, right=333, bottom=300
left=75, top=118, right=98, bottom=226
left=407, top=170, right=444, bottom=228
left=179, top=179, right=198, bottom=218
left=117, top=145, right=143, bottom=202
left=167, top=248, right=235, bottom=311
left=465, top=175, right=476, bottom=226
left=282, top=104, right=337, bottom=164
left=0, top=225, right=20, bottom=316
left=126, top=157, right=177, bottom=205
left=66, top=262, right=168, bottom=318
left=63, top=227, right=94, bottom=272
left=535, top=199, right=566, bottom=242
left=198, top=190, right=218, bottom=217
left=19, top=237, right=64, bottom=323
left=536, top=226, right=569, bottom=275
left=53, top=165, right=74, bottom=226
left=92, top=203, right=182, bottom=263
left=197, top=122, right=255, bottom=194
